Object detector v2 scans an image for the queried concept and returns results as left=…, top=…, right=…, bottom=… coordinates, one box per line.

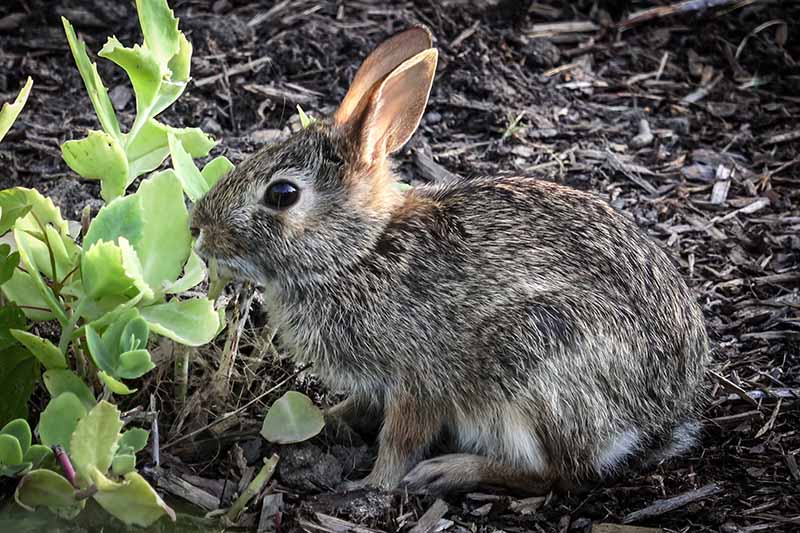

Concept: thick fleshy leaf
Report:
left=0, top=187, right=69, bottom=236
left=120, top=315, right=149, bottom=352
left=1, top=269, right=54, bottom=321
left=118, top=428, right=149, bottom=455
left=0, top=462, right=31, bottom=477
left=111, top=454, right=136, bottom=476
left=0, top=346, right=39, bottom=428
left=164, top=250, right=205, bottom=294
left=61, top=17, right=121, bottom=140
left=201, top=156, right=235, bottom=189
left=85, top=325, right=115, bottom=374
left=0, top=304, right=26, bottom=351
left=23, top=445, right=54, bottom=469
left=15, top=469, right=77, bottom=511
left=117, top=350, right=154, bottom=379
left=98, top=371, right=136, bottom=395
left=0, top=244, right=20, bottom=286
left=39, top=392, right=87, bottom=453
left=81, top=240, right=135, bottom=300
left=126, top=120, right=215, bottom=180
left=94, top=471, right=176, bottom=527
left=0, top=433, right=23, bottom=465
left=135, top=0, right=180, bottom=68
left=261, top=391, right=325, bottom=444
left=135, top=170, right=191, bottom=290
left=99, top=37, right=162, bottom=124
left=168, top=31, right=192, bottom=82
left=1, top=419, right=31, bottom=455
left=168, top=134, right=207, bottom=201
left=61, top=130, right=129, bottom=202
left=9, top=330, right=66, bottom=370
left=70, top=401, right=123, bottom=486
left=0, top=76, right=32, bottom=144
left=140, top=298, right=219, bottom=346
left=83, top=195, right=144, bottom=251
left=43, top=369, right=95, bottom=411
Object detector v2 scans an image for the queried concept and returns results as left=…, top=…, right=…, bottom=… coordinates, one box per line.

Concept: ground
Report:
left=0, top=1, right=798, bottom=532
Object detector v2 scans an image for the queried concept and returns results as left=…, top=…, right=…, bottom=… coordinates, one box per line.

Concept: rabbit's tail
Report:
left=646, top=418, right=703, bottom=466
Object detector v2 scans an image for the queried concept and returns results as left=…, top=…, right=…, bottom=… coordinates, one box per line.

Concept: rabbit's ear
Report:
left=334, top=26, right=432, bottom=127
left=348, top=48, right=438, bottom=166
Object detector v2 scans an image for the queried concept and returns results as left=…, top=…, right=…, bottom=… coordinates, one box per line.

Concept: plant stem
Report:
left=225, top=454, right=279, bottom=522
left=59, top=299, right=85, bottom=355
left=174, top=344, right=191, bottom=406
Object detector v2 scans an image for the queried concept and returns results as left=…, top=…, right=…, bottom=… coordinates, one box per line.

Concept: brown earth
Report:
left=0, top=1, right=798, bottom=532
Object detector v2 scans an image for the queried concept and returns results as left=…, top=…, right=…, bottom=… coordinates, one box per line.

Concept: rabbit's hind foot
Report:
left=401, top=454, right=555, bottom=496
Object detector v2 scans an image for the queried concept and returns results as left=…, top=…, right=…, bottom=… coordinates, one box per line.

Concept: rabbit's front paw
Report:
left=339, top=468, right=404, bottom=492
left=401, top=454, right=486, bottom=495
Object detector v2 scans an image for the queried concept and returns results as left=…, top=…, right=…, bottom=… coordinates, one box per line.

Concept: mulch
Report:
left=0, top=0, right=798, bottom=532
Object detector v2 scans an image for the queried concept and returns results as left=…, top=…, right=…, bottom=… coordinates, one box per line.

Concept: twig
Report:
left=623, top=483, right=722, bottom=523
left=410, top=499, right=449, bottom=533
left=225, top=454, right=279, bottom=522
left=620, top=0, right=752, bottom=29
left=162, top=363, right=310, bottom=451
left=194, top=56, right=272, bottom=87
left=212, top=283, right=256, bottom=400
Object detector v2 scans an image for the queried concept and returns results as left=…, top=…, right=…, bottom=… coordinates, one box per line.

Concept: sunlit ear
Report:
left=357, top=48, right=438, bottom=165
left=334, top=26, right=432, bottom=126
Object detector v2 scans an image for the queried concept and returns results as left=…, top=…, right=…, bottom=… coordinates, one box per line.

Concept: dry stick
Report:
left=623, top=483, right=723, bottom=523
left=162, top=363, right=311, bottom=451
left=212, top=283, right=256, bottom=400
left=619, top=0, right=752, bottom=29
left=410, top=499, right=449, bottom=533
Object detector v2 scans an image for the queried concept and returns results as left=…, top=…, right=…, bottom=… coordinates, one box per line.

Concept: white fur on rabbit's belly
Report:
left=453, top=404, right=550, bottom=475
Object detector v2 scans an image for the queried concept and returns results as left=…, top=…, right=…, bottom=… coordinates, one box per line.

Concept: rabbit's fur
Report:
left=191, top=27, right=709, bottom=495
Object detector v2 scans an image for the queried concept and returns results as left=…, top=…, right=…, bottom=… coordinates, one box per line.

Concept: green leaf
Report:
left=111, top=454, right=136, bottom=476
left=9, top=330, right=66, bottom=370
left=83, top=195, right=144, bottom=251
left=15, top=469, right=77, bottom=511
left=0, top=76, right=32, bottom=144
left=23, top=445, right=54, bottom=469
left=39, top=392, right=87, bottom=453
left=43, top=369, right=95, bottom=411
left=1, top=419, right=31, bottom=455
left=1, top=462, right=31, bottom=477
left=297, top=104, right=314, bottom=129
left=168, top=31, right=192, bottom=83
left=0, top=433, right=23, bottom=465
left=0, top=187, right=69, bottom=236
left=99, top=37, right=162, bottom=124
left=70, top=401, right=123, bottom=486
left=0, top=346, right=39, bottom=428
left=168, top=134, right=207, bottom=201
left=61, top=17, right=121, bottom=140
left=81, top=240, right=136, bottom=300
left=117, top=350, right=154, bottom=379
left=135, top=0, right=180, bottom=68
left=164, top=250, right=205, bottom=294
left=135, top=170, right=191, bottom=291
left=118, top=428, right=149, bottom=455
left=126, top=120, right=215, bottom=181
left=85, top=325, right=116, bottom=374
left=261, top=391, right=325, bottom=444
left=201, top=156, right=234, bottom=190
left=61, top=130, right=129, bottom=202
left=140, top=298, right=220, bottom=346
left=98, top=371, right=136, bottom=395
left=0, top=244, right=19, bottom=285
left=120, top=315, right=149, bottom=352
left=93, top=471, right=175, bottom=527
left=0, top=304, right=27, bottom=351
left=1, top=269, right=54, bottom=321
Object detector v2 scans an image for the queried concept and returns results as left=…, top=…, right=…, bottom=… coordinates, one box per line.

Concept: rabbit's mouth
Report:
left=212, top=256, right=267, bottom=287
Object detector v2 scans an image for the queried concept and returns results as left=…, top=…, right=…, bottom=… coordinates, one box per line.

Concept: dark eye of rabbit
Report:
left=264, top=181, right=300, bottom=209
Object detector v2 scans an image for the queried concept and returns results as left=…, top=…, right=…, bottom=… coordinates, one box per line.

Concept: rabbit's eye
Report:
left=264, top=181, right=299, bottom=209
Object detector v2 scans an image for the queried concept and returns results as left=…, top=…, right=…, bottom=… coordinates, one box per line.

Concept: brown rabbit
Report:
left=190, top=26, right=709, bottom=495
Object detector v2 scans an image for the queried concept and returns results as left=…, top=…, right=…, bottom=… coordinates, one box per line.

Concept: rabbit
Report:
left=190, top=26, right=709, bottom=495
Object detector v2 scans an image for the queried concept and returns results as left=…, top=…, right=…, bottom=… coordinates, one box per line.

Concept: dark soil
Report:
left=1, top=1, right=799, bottom=532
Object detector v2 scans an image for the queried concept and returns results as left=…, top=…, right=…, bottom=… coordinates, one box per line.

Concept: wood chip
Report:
left=593, top=524, right=663, bottom=533
left=623, top=484, right=722, bottom=523
left=410, top=499, right=449, bottom=533
left=299, top=513, right=386, bottom=533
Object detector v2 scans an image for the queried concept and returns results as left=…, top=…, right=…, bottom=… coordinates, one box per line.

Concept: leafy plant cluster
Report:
left=0, top=0, right=327, bottom=527
left=0, top=0, right=226, bottom=526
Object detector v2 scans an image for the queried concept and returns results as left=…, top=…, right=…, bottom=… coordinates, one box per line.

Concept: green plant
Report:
left=0, top=77, right=32, bottom=144
left=0, top=1, right=327, bottom=527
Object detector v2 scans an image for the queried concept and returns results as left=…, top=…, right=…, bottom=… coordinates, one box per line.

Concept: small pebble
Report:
left=424, top=111, right=442, bottom=125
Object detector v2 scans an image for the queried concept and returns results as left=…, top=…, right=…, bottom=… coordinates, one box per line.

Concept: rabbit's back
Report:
left=266, top=175, right=708, bottom=480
